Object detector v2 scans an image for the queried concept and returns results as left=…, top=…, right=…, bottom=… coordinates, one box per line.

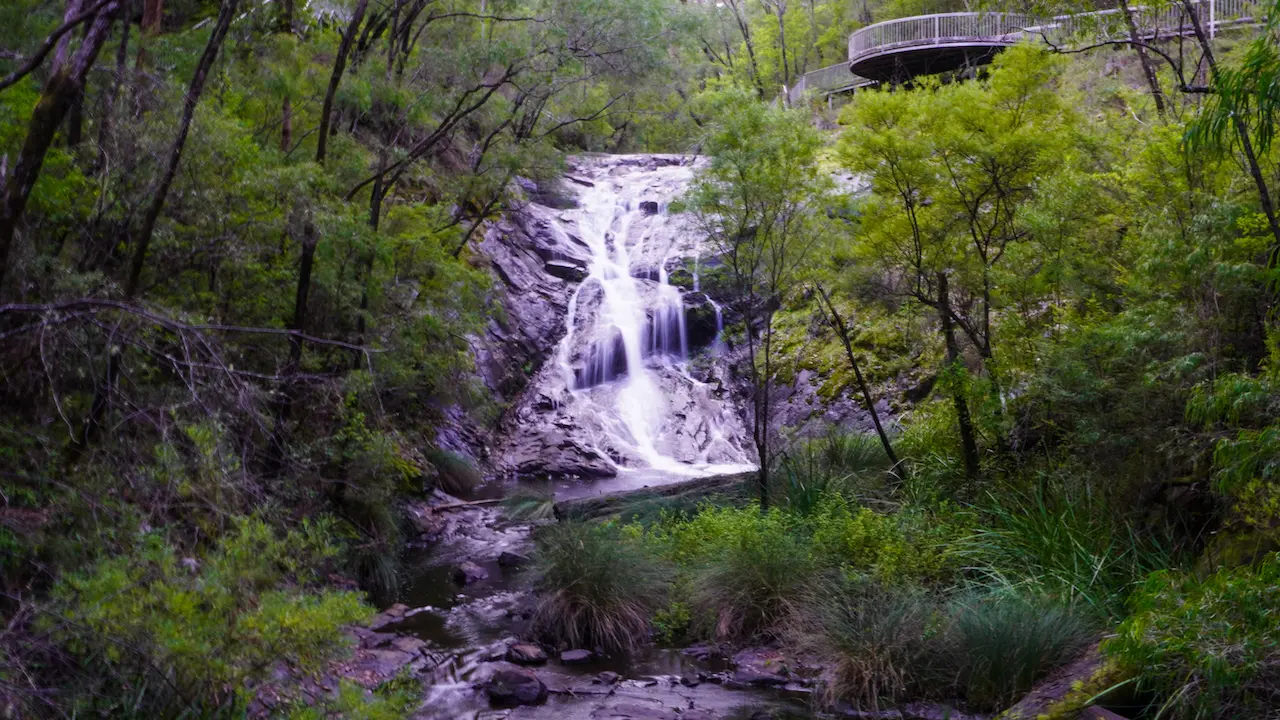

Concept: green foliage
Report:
left=1109, top=556, right=1280, bottom=719
left=531, top=521, right=669, bottom=652
left=50, top=517, right=369, bottom=715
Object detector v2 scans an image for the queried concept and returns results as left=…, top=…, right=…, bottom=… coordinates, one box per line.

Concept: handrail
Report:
left=847, top=0, right=1261, bottom=66
left=789, top=0, right=1263, bottom=104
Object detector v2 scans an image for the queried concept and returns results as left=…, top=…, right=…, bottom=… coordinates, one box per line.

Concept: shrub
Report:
left=1108, top=556, right=1280, bottom=719
left=652, top=504, right=814, bottom=640
left=785, top=575, right=943, bottom=710
left=947, top=592, right=1094, bottom=710
left=50, top=517, right=370, bottom=715
left=810, top=496, right=962, bottom=583
left=531, top=521, right=668, bottom=652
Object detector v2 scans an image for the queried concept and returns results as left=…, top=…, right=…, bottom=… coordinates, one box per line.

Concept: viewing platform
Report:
left=788, top=0, right=1263, bottom=104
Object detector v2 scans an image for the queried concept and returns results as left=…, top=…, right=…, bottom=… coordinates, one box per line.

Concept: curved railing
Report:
left=849, top=11, right=1036, bottom=59
left=789, top=0, right=1262, bottom=105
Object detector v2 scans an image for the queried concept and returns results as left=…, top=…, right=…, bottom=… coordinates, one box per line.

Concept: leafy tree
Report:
left=683, top=86, right=829, bottom=507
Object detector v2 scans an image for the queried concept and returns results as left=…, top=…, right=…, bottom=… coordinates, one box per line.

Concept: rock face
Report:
left=486, top=666, right=548, bottom=706
left=492, top=155, right=754, bottom=481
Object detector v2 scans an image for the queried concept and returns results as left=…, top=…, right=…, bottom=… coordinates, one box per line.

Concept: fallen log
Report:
left=553, top=471, right=753, bottom=522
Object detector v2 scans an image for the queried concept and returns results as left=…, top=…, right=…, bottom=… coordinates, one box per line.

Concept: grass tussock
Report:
left=779, top=431, right=896, bottom=513
left=963, top=485, right=1172, bottom=618
left=947, top=592, right=1095, bottom=710
left=425, top=449, right=483, bottom=496
left=785, top=575, right=942, bottom=710
left=531, top=521, right=668, bottom=652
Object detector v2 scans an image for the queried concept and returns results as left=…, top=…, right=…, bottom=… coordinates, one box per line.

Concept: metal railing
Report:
left=789, top=0, right=1263, bottom=106
left=847, top=0, right=1261, bottom=66
left=787, top=63, right=875, bottom=105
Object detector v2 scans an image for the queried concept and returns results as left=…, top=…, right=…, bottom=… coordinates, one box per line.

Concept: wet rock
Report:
left=368, top=603, right=410, bottom=630
left=683, top=292, right=721, bottom=350
left=566, top=175, right=596, bottom=187
left=680, top=644, right=715, bottom=662
left=596, top=670, right=620, bottom=685
left=561, top=649, right=593, bottom=665
left=486, top=667, right=548, bottom=707
left=454, top=561, right=490, bottom=585
left=546, top=259, right=588, bottom=282
left=731, top=647, right=790, bottom=687
left=630, top=265, right=660, bottom=281
left=506, top=643, right=548, bottom=665
left=498, top=551, right=531, bottom=568
left=679, top=673, right=700, bottom=687
left=639, top=201, right=660, bottom=215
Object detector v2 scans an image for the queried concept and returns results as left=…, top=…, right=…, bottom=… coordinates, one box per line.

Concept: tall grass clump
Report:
left=947, top=592, right=1094, bottom=709
left=779, top=431, right=894, bottom=513
left=425, top=448, right=483, bottom=496
left=531, top=521, right=668, bottom=652
left=963, top=485, right=1172, bottom=618
left=785, top=575, right=943, bottom=710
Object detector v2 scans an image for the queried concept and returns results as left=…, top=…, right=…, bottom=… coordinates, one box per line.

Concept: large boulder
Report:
left=486, top=667, right=548, bottom=706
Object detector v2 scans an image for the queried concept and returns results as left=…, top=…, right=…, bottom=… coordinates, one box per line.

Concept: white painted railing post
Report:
left=934, top=15, right=940, bottom=43
left=1210, top=0, right=1216, bottom=37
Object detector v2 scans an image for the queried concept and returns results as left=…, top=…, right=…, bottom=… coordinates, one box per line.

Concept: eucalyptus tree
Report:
left=682, top=87, right=829, bottom=508
left=838, top=46, right=1077, bottom=479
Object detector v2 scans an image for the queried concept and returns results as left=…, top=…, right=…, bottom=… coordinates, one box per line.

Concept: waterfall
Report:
left=510, top=155, right=753, bottom=485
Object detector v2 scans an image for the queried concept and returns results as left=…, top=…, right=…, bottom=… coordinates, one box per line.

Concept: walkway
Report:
left=788, top=0, right=1263, bottom=104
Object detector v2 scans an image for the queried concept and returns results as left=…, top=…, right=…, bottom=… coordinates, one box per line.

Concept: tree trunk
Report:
left=124, top=0, right=238, bottom=299
left=94, top=0, right=131, bottom=173
left=814, top=284, right=899, bottom=468
left=938, top=272, right=979, bottom=480
left=265, top=218, right=317, bottom=476
left=0, top=2, right=119, bottom=291
left=279, top=0, right=293, bottom=153
left=316, top=0, right=369, bottom=165
left=1120, top=0, right=1166, bottom=116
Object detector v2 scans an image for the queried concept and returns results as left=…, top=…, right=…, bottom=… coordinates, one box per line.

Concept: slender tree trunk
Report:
left=265, top=218, right=317, bottom=476
left=0, top=2, right=119, bottom=291
left=938, top=272, right=979, bottom=480
left=279, top=0, right=293, bottom=153
left=1120, top=0, right=1166, bottom=116
left=774, top=6, right=790, bottom=88
left=95, top=0, right=131, bottom=173
left=814, top=284, right=898, bottom=468
left=124, top=0, right=238, bottom=299
left=316, top=0, right=369, bottom=165
left=1181, top=0, right=1280, bottom=261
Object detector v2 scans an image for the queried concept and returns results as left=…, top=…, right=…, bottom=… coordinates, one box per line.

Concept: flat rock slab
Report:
left=561, top=649, right=593, bottom=665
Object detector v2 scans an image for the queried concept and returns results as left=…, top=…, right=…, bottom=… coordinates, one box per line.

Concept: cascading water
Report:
left=504, top=155, right=753, bottom=491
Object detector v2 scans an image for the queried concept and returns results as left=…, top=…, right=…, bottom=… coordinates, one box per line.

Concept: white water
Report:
left=529, top=155, right=753, bottom=484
